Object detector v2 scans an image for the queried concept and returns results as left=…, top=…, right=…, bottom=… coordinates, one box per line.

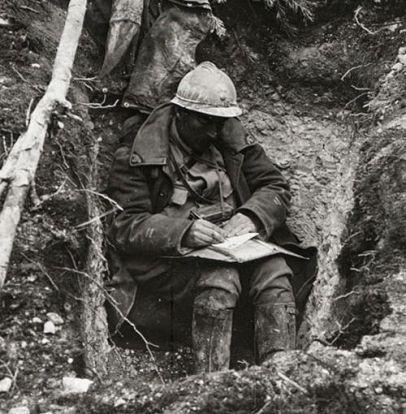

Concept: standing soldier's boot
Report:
left=254, top=303, right=296, bottom=363
left=192, top=307, right=233, bottom=373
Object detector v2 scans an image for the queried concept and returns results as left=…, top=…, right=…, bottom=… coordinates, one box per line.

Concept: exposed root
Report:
left=354, top=7, right=378, bottom=36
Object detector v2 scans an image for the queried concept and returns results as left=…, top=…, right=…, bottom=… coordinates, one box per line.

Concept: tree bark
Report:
left=79, top=141, right=112, bottom=378
left=0, top=0, right=87, bottom=289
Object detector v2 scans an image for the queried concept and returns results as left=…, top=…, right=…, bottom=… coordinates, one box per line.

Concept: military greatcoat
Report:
left=106, top=104, right=315, bottom=325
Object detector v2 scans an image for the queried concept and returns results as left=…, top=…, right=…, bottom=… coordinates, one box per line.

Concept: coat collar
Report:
left=129, top=103, right=251, bottom=167
left=130, top=103, right=173, bottom=166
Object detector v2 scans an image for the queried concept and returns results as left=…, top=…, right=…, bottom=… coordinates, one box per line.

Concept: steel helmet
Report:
left=171, top=62, right=242, bottom=117
left=169, top=0, right=212, bottom=10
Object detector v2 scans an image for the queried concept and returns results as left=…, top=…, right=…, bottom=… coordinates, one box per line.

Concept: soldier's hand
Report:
left=222, top=213, right=258, bottom=237
left=183, top=219, right=226, bottom=248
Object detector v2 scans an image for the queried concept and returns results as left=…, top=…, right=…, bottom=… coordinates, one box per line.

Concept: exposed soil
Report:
left=0, top=0, right=405, bottom=413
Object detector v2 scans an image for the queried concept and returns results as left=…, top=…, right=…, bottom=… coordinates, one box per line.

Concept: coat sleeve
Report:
left=106, top=145, right=193, bottom=256
left=236, top=144, right=291, bottom=239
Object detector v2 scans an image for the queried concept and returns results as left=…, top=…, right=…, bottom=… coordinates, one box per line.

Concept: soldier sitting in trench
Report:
left=106, top=61, right=307, bottom=373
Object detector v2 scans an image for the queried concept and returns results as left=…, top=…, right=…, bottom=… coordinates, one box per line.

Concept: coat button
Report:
left=159, top=192, right=165, bottom=197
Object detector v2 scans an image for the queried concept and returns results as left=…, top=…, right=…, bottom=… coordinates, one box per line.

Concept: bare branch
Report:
left=354, top=7, right=378, bottom=36
left=277, top=371, right=308, bottom=394
left=341, top=63, right=373, bottom=81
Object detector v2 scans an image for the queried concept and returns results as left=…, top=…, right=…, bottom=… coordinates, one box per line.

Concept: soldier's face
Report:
left=176, top=109, right=226, bottom=154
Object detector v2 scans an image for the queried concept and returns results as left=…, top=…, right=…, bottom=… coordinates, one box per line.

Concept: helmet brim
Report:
left=171, top=97, right=242, bottom=118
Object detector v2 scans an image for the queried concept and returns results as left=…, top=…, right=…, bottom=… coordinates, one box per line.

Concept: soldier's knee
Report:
left=195, top=266, right=241, bottom=311
left=194, top=288, right=238, bottom=313
left=250, top=256, right=294, bottom=305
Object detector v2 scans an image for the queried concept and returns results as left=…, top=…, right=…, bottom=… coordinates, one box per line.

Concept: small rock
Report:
left=43, top=321, right=56, bottom=334
left=31, top=63, right=41, bottom=68
left=386, top=23, right=400, bottom=33
left=398, top=54, right=406, bottom=66
left=392, top=62, right=403, bottom=72
left=27, top=274, right=38, bottom=282
left=62, top=377, right=93, bottom=394
left=0, top=17, right=11, bottom=27
left=61, top=408, right=77, bottom=414
left=0, top=377, right=12, bottom=393
left=114, top=397, right=126, bottom=407
left=8, top=407, right=30, bottom=414
left=0, top=76, right=13, bottom=86
left=32, top=317, right=42, bottom=324
left=9, top=301, right=22, bottom=310
left=46, top=312, right=64, bottom=325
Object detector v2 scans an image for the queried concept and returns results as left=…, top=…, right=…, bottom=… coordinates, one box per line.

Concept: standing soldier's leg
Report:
left=249, top=255, right=296, bottom=363
left=193, top=264, right=241, bottom=373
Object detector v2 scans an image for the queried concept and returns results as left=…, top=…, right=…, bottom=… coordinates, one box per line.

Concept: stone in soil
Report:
left=8, top=407, right=30, bottom=414
left=46, top=312, right=64, bottom=325
left=62, top=377, right=94, bottom=394
left=0, top=377, right=12, bottom=393
left=43, top=321, right=56, bottom=334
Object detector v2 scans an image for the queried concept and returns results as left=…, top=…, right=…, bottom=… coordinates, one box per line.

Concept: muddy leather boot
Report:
left=255, top=303, right=296, bottom=364
left=192, top=308, right=233, bottom=373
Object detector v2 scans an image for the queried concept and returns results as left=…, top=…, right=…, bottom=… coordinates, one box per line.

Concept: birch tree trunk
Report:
left=0, top=0, right=87, bottom=289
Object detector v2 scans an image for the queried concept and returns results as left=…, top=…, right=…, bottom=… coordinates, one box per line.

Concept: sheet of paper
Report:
left=212, top=232, right=259, bottom=250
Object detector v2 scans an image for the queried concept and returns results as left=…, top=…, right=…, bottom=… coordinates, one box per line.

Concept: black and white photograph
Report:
left=0, top=0, right=405, bottom=412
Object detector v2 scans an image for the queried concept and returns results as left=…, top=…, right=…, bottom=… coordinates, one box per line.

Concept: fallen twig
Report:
left=73, top=76, right=98, bottom=92
left=76, top=188, right=123, bottom=211
left=65, top=246, right=79, bottom=270
left=344, top=92, right=369, bottom=109
left=19, top=5, right=40, bottom=14
left=1, top=131, right=15, bottom=163
left=78, top=98, right=120, bottom=109
left=277, top=371, right=308, bottom=394
left=354, top=7, right=378, bottom=35
left=73, top=76, right=97, bottom=82
left=10, top=64, right=28, bottom=83
left=58, top=265, right=164, bottom=383
left=20, top=252, right=60, bottom=292
left=332, top=290, right=358, bottom=302
left=30, top=178, right=67, bottom=210
left=54, top=137, right=70, bottom=170
left=255, top=399, right=272, bottom=414
left=341, top=63, right=373, bottom=81
left=328, top=317, right=356, bottom=345
left=75, top=207, right=118, bottom=229
left=351, top=85, right=370, bottom=92
left=65, top=112, right=83, bottom=122
left=0, top=359, right=19, bottom=393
